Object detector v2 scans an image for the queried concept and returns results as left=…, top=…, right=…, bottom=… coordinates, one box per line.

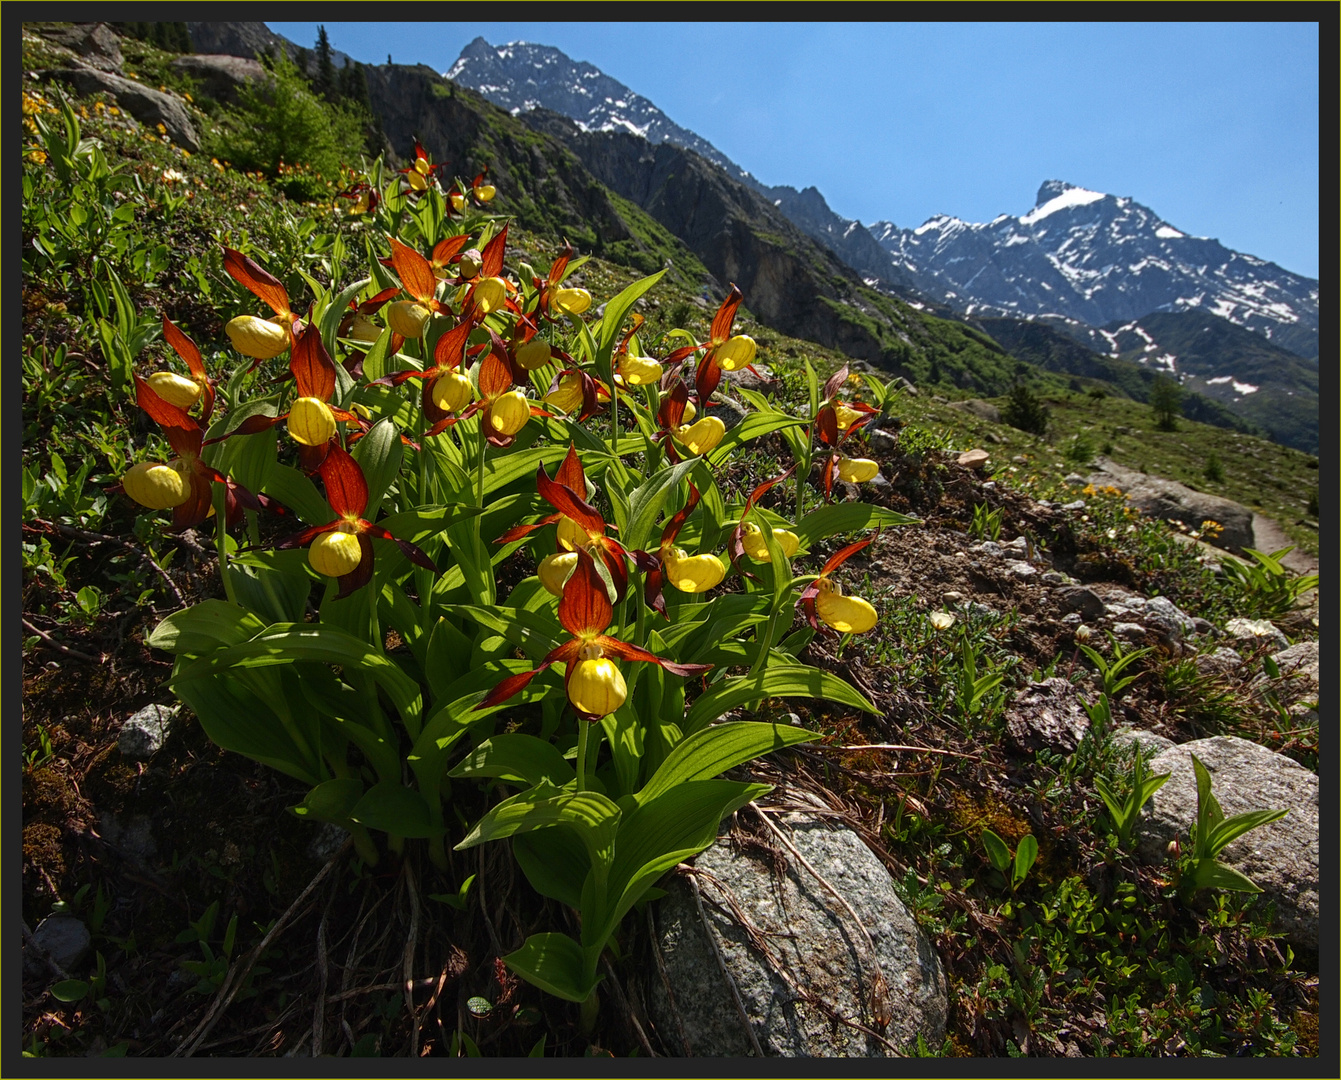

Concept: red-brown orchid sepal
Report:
left=273, top=444, right=437, bottom=600
left=388, top=236, right=444, bottom=312
left=161, top=316, right=216, bottom=422
left=533, top=240, right=575, bottom=323
left=493, top=443, right=590, bottom=545
left=475, top=551, right=710, bottom=721
left=728, top=467, right=797, bottom=572
left=480, top=224, right=509, bottom=278
left=431, top=233, right=473, bottom=280
left=798, top=537, right=875, bottom=631
left=694, top=284, right=745, bottom=402
left=637, top=481, right=708, bottom=617
left=223, top=247, right=295, bottom=322
left=534, top=454, right=630, bottom=602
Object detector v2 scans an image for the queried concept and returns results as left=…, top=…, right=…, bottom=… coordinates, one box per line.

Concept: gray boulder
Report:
left=949, top=399, right=1001, bottom=424
left=170, top=54, right=268, bottom=104
left=649, top=812, right=946, bottom=1056
left=26, top=916, right=91, bottom=976
left=43, top=67, right=199, bottom=151
left=1137, top=736, right=1318, bottom=950
left=1086, top=457, right=1254, bottom=553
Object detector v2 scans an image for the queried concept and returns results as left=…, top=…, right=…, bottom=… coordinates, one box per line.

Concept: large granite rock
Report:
left=42, top=66, right=199, bottom=151
left=1087, top=457, right=1254, bottom=553
left=649, top=812, right=946, bottom=1056
left=171, top=54, right=268, bottom=104
left=29, top=22, right=123, bottom=72
left=1136, top=736, right=1318, bottom=950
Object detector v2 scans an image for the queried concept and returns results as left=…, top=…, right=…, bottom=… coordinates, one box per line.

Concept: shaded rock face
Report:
left=1137, top=736, right=1318, bottom=951
left=518, top=110, right=908, bottom=367
left=170, top=54, right=267, bottom=104
left=31, top=22, right=123, bottom=71
left=1086, top=457, right=1254, bottom=553
left=649, top=813, right=946, bottom=1057
left=42, top=67, right=200, bottom=151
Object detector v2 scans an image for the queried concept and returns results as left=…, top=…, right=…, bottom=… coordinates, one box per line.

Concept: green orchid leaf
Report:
left=293, top=777, right=365, bottom=826
left=683, top=664, right=877, bottom=735
left=349, top=782, right=443, bottom=838
left=146, top=600, right=269, bottom=655
left=1012, top=835, right=1038, bottom=888
left=637, top=722, right=819, bottom=807
left=263, top=463, right=336, bottom=526
left=503, top=932, right=599, bottom=1004
left=1204, top=808, right=1289, bottom=857
left=623, top=458, right=702, bottom=553
left=513, top=826, right=590, bottom=909
left=349, top=418, right=402, bottom=521
left=706, top=414, right=807, bottom=467
left=1187, top=858, right=1264, bottom=894
left=450, top=733, right=577, bottom=788
left=794, top=503, right=919, bottom=548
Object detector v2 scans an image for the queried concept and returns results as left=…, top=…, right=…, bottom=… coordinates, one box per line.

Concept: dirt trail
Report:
left=1251, top=513, right=1319, bottom=577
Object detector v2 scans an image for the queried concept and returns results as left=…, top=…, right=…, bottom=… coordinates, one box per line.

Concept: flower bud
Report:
left=348, top=314, right=383, bottom=343
left=814, top=580, right=877, bottom=634
left=386, top=300, right=431, bottom=339
left=146, top=371, right=202, bottom=410
left=472, top=277, right=508, bottom=316
left=740, top=523, right=800, bottom=562
left=567, top=654, right=627, bottom=717
left=544, top=374, right=584, bottom=414
left=835, top=457, right=880, bottom=484
left=457, top=249, right=484, bottom=280
left=716, top=334, right=756, bottom=372
left=122, top=460, right=192, bottom=510
left=289, top=396, right=336, bottom=446
left=538, top=551, right=579, bottom=597
left=673, top=416, right=727, bottom=457
left=226, top=315, right=290, bottom=360
left=618, top=354, right=663, bottom=387
left=515, top=338, right=553, bottom=371
left=551, top=287, right=592, bottom=316
left=309, top=528, right=363, bottom=578
left=665, top=548, right=726, bottom=593
left=487, top=390, right=531, bottom=437
left=431, top=370, right=474, bottom=414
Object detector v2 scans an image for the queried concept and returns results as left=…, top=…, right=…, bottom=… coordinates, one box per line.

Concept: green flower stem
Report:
left=575, top=719, right=591, bottom=793
left=369, top=577, right=382, bottom=652
left=475, top=416, right=488, bottom=509
left=213, top=484, right=238, bottom=606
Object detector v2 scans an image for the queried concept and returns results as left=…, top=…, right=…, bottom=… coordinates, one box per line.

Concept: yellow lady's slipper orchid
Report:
left=618, top=354, right=663, bottom=387
left=309, top=528, right=363, bottom=578
left=473, top=277, right=508, bottom=315
left=556, top=515, right=590, bottom=553
left=716, top=334, right=756, bottom=372
left=740, top=522, right=801, bottom=562
left=146, top=371, right=202, bottom=410
left=431, top=370, right=475, bottom=414
left=814, top=579, right=878, bottom=634
left=348, top=313, right=383, bottom=343
left=474, top=182, right=497, bottom=203
left=289, top=396, right=337, bottom=446
left=487, top=389, right=531, bottom=437
left=673, top=416, right=727, bottom=456
left=387, top=300, right=431, bottom=339
left=544, top=373, right=585, bottom=414
left=835, top=457, right=880, bottom=483
left=833, top=403, right=864, bottom=432
left=516, top=338, right=553, bottom=371
left=664, top=548, right=726, bottom=593
left=567, top=646, right=628, bottom=716
left=225, top=315, right=289, bottom=360
left=538, top=550, right=580, bottom=597
left=449, top=191, right=466, bottom=213
left=122, top=460, right=192, bottom=510
left=551, top=287, right=592, bottom=315
left=681, top=397, right=697, bottom=423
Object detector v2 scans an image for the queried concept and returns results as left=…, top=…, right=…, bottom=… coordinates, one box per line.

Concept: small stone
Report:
left=972, top=541, right=1005, bottom=558
left=1055, top=586, right=1105, bottom=620
left=1194, top=647, right=1243, bottom=676
left=941, top=591, right=964, bottom=604
left=1191, top=617, right=1216, bottom=636
left=957, top=449, right=990, bottom=470
left=1113, top=622, right=1150, bottom=644
left=1041, top=571, right=1070, bottom=585
left=1005, top=678, right=1091, bottom=755
left=26, top=916, right=90, bottom=976
left=307, top=822, right=350, bottom=863
left=1063, top=474, right=1087, bottom=487
left=118, top=703, right=179, bottom=760
left=1060, top=499, right=1086, bottom=511
left=1011, top=456, right=1029, bottom=465
left=1008, top=561, right=1040, bottom=579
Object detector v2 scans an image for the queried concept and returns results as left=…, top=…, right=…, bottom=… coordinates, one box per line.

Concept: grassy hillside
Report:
left=21, top=24, right=1319, bottom=1061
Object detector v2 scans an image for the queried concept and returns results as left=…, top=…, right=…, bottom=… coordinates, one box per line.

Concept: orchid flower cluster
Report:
left=129, top=148, right=914, bottom=1010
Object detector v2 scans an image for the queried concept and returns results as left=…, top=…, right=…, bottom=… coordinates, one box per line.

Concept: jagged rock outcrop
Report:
left=1086, top=457, right=1255, bottom=554
left=41, top=67, right=199, bottom=151
left=170, top=54, right=268, bottom=104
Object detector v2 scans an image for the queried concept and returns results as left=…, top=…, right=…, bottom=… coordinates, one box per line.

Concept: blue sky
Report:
left=270, top=21, right=1320, bottom=278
